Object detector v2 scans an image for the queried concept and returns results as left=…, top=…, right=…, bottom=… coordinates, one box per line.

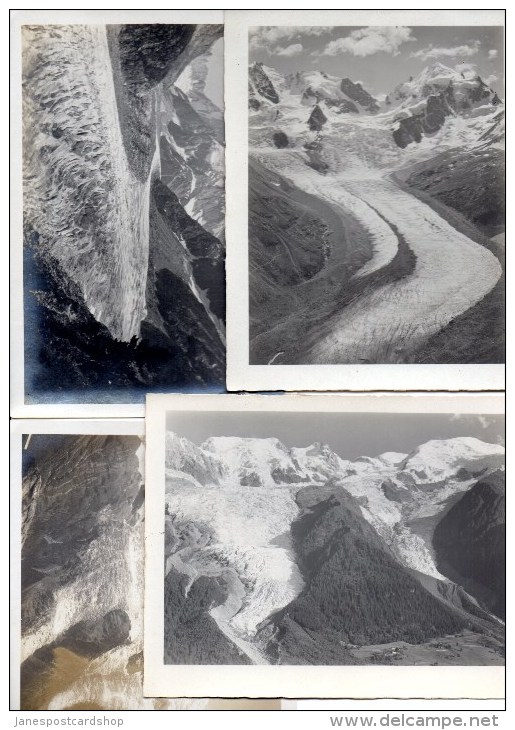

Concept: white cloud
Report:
left=249, top=26, right=331, bottom=54
left=484, top=73, right=498, bottom=87
left=488, top=49, right=498, bottom=59
left=320, top=26, right=415, bottom=58
left=411, top=41, right=479, bottom=61
left=275, top=43, right=303, bottom=57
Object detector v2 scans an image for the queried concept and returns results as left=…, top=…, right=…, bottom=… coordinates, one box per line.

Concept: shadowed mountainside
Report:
left=433, top=470, right=505, bottom=620
left=260, top=483, right=467, bottom=664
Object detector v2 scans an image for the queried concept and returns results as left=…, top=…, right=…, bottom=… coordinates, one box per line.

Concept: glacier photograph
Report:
left=18, top=432, right=164, bottom=710
left=21, top=23, right=225, bottom=404
left=162, top=409, right=505, bottom=667
left=247, top=25, right=505, bottom=366
left=17, top=430, right=271, bottom=711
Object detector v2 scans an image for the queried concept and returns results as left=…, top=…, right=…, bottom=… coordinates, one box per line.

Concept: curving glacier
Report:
left=248, top=61, right=504, bottom=365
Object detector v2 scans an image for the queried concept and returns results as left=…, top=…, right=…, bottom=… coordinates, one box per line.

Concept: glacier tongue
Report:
left=166, top=477, right=305, bottom=637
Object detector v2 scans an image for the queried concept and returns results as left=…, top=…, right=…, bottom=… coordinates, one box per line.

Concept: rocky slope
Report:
left=20, top=434, right=206, bottom=710
left=164, top=431, right=505, bottom=665
left=23, top=24, right=225, bottom=403
left=390, top=63, right=501, bottom=148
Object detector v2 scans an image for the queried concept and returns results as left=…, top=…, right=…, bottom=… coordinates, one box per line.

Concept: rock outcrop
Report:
left=308, top=104, right=327, bottom=131
left=249, top=62, right=279, bottom=104
left=340, top=77, right=380, bottom=112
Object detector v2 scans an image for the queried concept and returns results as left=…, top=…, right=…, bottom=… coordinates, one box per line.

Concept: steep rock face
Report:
left=340, top=78, right=379, bottom=112
left=433, top=471, right=505, bottom=619
left=403, top=133, right=505, bottom=238
left=286, top=70, right=376, bottom=115
left=391, top=64, right=501, bottom=148
left=393, top=94, right=450, bottom=148
left=164, top=436, right=305, bottom=654
left=248, top=59, right=504, bottom=368
left=249, top=82, right=261, bottom=110
left=161, top=48, right=225, bottom=242
left=149, top=179, right=225, bottom=324
left=272, top=131, right=289, bottom=148
left=107, top=24, right=196, bottom=181
left=24, top=175, right=225, bottom=398
left=308, top=104, right=327, bottom=131
left=248, top=161, right=333, bottom=301
left=249, top=62, right=279, bottom=104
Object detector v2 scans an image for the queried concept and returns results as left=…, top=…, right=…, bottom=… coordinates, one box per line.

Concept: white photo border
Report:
left=10, top=9, right=224, bottom=418
left=9, top=417, right=146, bottom=711
left=144, top=391, right=505, bottom=699
left=225, top=9, right=505, bottom=393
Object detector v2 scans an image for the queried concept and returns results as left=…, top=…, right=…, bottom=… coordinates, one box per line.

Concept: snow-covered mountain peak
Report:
left=303, top=441, right=333, bottom=456
left=175, top=47, right=222, bottom=119
left=401, top=436, right=505, bottom=484
left=423, top=61, right=457, bottom=80
left=390, top=62, right=497, bottom=108
left=376, top=451, right=407, bottom=466
left=202, top=435, right=288, bottom=456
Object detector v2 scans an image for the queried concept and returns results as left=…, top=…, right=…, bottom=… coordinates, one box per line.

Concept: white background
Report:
left=4, top=0, right=510, bottom=725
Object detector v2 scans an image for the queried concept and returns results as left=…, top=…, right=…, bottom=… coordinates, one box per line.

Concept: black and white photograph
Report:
left=10, top=420, right=282, bottom=711
left=144, top=394, right=505, bottom=699
left=226, top=9, right=505, bottom=392
left=12, top=421, right=178, bottom=710
left=12, top=11, right=226, bottom=413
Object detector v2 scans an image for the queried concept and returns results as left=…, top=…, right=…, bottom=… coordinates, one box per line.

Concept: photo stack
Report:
left=10, top=8, right=505, bottom=711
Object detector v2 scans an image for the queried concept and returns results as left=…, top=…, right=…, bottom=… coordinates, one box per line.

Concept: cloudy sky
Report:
left=204, top=36, right=224, bottom=109
left=167, top=411, right=504, bottom=461
left=249, top=25, right=504, bottom=96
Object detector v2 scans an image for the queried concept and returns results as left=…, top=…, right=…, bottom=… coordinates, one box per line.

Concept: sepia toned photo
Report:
left=10, top=420, right=283, bottom=711
left=11, top=11, right=225, bottom=414
left=144, top=393, right=505, bottom=698
left=226, top=9, right=505, bottom=392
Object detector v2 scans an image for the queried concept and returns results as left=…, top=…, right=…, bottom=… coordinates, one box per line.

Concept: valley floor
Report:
left=349, top=630, right=505, bottom=666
